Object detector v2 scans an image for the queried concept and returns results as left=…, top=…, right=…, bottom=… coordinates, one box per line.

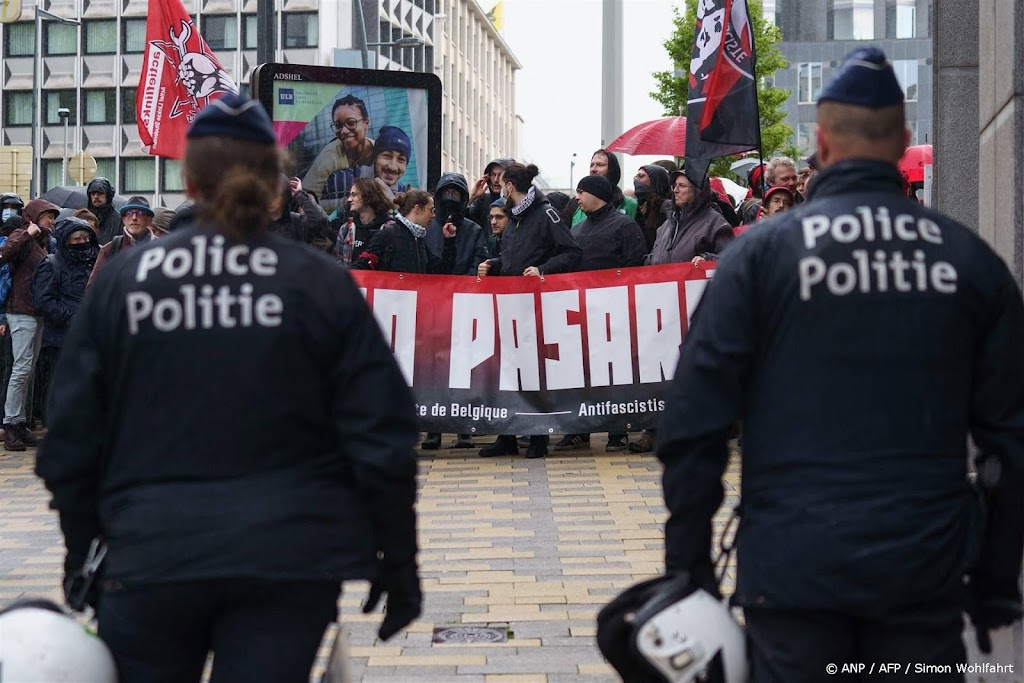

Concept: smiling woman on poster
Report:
left=302, top=95, right=375, bottom=209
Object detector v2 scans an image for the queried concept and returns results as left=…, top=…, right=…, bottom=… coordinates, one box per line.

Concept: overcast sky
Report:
left=500, top=0, right=680, bottom=189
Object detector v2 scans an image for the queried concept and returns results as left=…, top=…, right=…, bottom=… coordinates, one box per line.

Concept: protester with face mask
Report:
left=633, top=165, right=672, bottom=251
left=1, top=194, right=24, bottom=222
left=30, top=217, right=99, bottom=427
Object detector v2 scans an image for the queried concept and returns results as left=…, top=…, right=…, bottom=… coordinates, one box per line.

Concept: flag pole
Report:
left=749, top=0, right=764, bottom=193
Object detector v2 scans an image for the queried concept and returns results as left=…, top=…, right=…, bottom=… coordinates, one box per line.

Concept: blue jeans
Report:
left=4, top=313, right=41, bottom=425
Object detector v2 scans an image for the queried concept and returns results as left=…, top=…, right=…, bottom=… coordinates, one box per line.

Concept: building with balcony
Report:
left=0, top=0, right=518, bottom=207
left=764, top=0, right=933, bottom=157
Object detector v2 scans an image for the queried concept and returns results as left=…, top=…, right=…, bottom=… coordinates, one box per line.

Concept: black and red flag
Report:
left=684, top=0, right=760, bottom=189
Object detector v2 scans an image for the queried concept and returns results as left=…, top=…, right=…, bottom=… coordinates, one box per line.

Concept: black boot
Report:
left=525, top=435, right=548, bottom=459
left=17, top=423, right=38, bottom=447
left=479, top=435, right=519, bottom=457
left=421, top=433, right=441, bottom=450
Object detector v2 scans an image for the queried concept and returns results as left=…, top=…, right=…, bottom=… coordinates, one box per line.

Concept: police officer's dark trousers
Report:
left=745, top=602, right=965, bottom=682
left=98, top=578, right=340, bottom=683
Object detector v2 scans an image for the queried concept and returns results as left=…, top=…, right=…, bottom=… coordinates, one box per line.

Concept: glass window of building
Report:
left=84, top=20, right=117, bottom=55
left=95, top=158, right=116, bottom=184
left=797, top=63, right=823, bottom=104
left=43, top=160, right=64, bottom=193
left=3, top=92, right=32, bottom=126
left=893, top=60, right=919, bottom=101
left=44, top=90, right=77, bottom=125
left=886, top=0, right=917, bottom=39
left=243, top=15, right=258, bottom=50
left=162, top=159, right=185, bottom=192
left=46, top=23, right=77, bottom=56
left=830, top=0, right=874, bottom=40
left=122, top=158, right=156, bottom=193
left=123, top=19, right=147, bottom=53
left=797, top=123, right=818, bottom=154
left=282, top=13, right=318, bottom=48
left=202, top=15, right=237, bottom=51
left=121, top=88, right=137, bottom=124
left=5, top=22, right=34, bottom=57
left=84, top=90, right=117, bottom=125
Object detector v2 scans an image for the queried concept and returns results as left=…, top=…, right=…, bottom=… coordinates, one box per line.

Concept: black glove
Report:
left=63, top=552, right=102, bottom=612
left=965, top=574, right=1023, bottom=654
left=362, top=563, right=422, bottom=641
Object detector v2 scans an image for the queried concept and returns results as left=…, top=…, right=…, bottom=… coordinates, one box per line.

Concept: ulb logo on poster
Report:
left=278, top=88, right=295, bottom=105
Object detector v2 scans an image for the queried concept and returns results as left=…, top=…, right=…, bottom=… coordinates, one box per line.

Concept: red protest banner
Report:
left=137, top=0, right=238, bottom=158
left=349, top=263, right=714, bottom=434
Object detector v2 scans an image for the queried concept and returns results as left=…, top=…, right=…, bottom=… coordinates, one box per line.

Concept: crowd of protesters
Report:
left=0, top=142, right=829, bottom=458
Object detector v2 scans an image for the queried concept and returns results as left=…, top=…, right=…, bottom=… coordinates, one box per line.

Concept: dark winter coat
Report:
left=31, top=220, right=99, bottom=348
left=352, top=219, right=456, bottom=274
left=1, top=198, right=58, bottom=316
left=36, top=226, right=420, bottom=586
left=271, top=187, right=330, bottom=247
left=486, top=190, right=582, bottom=276
left=570, top=203, right=647, bottom=271
left=659, top=160, right=1024, bottom=616
left=426, top=173, right=490, bottom=276
left=86, top=177, right=123, bottom=245
left=88, top=228, right=153, bottom=288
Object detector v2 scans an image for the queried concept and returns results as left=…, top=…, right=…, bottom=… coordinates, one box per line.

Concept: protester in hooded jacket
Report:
left=466, top=157, right=515, bottom=231
left=562, top=149, right=638, bottom=227
left=30, top=217, right=99, bottom=426
left=478, top=163, right=582, bottom=460
left=648, top=171, right=735, bottom=267
left=85, top=178, right=122, bottom=245
left=425, top=173, right=490, bottom=276
left=36, top=94, right=422, bottom=682
left=352, top=190, right=457, bottom=273
left=569, top=175, right=646, bottom=272
left=0, top=198, right=58, bottom=451
left=334, top=178, right=393, bottom=266
left=633, top=164, right=672, bottom=251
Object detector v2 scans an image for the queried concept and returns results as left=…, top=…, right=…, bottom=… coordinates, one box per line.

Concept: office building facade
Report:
left=764, top=0, right=933, bottom=157
left=0, top=0, right=518, bottom=207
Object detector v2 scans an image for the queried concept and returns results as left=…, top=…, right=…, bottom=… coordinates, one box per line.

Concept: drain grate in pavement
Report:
left=432, top=626, right=509, bottom=644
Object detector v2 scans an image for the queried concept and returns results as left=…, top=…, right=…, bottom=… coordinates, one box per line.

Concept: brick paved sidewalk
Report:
left=0, top=436, right=742, bottom=682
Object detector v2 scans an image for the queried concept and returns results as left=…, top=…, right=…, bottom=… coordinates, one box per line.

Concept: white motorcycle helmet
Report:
left=597, top=573, right=748, bottom=683
left=0, top=599, right=117, bottom=682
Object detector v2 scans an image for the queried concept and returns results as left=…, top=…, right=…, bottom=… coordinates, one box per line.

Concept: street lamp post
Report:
left=32, top=5, right=79, bottom=196
left=57, top=108, right=69, bottom=186
left=366, top=37, right=424, bottom=70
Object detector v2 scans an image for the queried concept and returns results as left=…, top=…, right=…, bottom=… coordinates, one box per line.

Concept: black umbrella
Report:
left=39, top=186, right=128, bottom=210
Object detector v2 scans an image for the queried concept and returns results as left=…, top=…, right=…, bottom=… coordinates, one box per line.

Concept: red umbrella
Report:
left=898, top=144, right=932, bottom=183
left=606, top=117, right=686, bottom=157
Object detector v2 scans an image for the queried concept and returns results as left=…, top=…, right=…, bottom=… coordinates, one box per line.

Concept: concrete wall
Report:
left=978, top=0, right=1024, bottom=284
left=932, top=0, right=979, bottom=232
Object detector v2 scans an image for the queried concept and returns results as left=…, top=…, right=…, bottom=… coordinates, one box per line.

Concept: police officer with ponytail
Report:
left=37, top=94, right=422, bottom=682
left=656, top=48, right=1024, bottom=680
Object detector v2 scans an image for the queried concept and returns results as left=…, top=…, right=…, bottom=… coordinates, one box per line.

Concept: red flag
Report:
left=137, top=0, right=238, bottom=158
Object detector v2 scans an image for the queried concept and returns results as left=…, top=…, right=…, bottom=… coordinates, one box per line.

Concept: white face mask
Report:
left=1, top=209, right=17, bottom=221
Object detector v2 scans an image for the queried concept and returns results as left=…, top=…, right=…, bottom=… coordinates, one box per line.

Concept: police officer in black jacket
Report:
left=36, top=94, right=422, bottom=683
left=657, top=48, right=1024, bottom=681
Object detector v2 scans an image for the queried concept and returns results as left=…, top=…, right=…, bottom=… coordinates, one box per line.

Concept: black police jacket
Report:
left=658, top=159, right=1024, bottom=615
left=36, top=226, right=421, bottom=584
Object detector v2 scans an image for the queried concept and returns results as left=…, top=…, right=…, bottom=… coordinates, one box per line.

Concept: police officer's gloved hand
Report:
left=362, top=561, right=422, bottom=641
left=62, top=553, right=102, bottom=613
left=965, top=574, right=1023, bottom=654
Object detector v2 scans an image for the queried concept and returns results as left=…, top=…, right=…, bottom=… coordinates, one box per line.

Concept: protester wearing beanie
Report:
left=555, top=174, right=646, bottom=453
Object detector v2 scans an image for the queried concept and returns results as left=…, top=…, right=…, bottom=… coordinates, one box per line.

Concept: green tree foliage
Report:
left=652, top=1, right=798, bottom=179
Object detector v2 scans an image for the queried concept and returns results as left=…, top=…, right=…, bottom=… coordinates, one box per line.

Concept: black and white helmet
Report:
left=597, top=573, right=748, bottom=683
